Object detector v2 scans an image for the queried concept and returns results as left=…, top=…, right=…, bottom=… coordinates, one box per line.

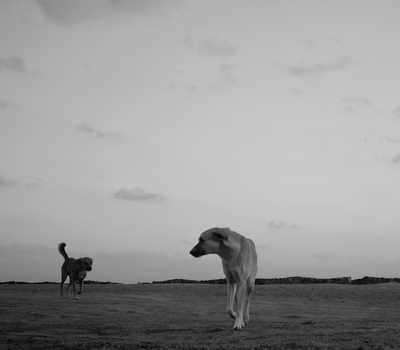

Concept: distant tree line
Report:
left=151, top=276, right=400, bottom=285
left=0, top=280, right=119, bottom=285
left=3, top=276, right=400, bottom=285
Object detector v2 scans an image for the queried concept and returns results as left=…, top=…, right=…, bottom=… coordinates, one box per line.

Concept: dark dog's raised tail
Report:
left=58, top=242, right=68, bottom=260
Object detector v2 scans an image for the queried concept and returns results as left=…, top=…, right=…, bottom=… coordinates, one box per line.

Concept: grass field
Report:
left=1, top=283, right=400, bottom=349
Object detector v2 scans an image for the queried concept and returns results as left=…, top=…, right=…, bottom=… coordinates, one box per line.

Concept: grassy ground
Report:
left=1, top=283, right=400, bottom=349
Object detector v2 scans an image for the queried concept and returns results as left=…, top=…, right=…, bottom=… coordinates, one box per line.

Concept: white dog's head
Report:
left=189, top=227, right=231, bottom=257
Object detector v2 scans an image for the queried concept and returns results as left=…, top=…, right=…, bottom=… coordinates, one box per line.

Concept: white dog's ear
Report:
left=212, top=230, right=228, bottom=241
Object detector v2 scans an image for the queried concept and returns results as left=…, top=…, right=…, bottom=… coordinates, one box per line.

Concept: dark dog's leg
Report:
left=72, top=278, right=77, bottom=298
left=78, top=280, right=84, bottom=295
left=66, top=277, right=73, bottom=293
left=60, top=268, right=67, bottom=296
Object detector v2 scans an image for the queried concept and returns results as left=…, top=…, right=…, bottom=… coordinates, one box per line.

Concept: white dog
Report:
left=190, top=227, right=257, bottom=330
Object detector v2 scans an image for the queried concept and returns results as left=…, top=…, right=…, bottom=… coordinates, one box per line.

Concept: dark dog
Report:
left=58, top=242, right=93, bottom=298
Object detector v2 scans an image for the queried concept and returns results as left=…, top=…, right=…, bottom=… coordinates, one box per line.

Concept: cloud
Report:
left=289, top=88, right=303, bottom=96
left=0, top=56, right=26, bottom=73
left=184, top=37, right=238, bottom=58
left=341, top=97, right=374, bottom=113
left=76, top=121, right=106, bottom=138
left=109, top=0, right=177, bottom=14
left=207, top=63, right=238, bottom=91
left=168, top=63, right=238, bottom=95
left=23, top=177, right=44, bottom=188
left=37, top=0, right=96, bottom=23
left=298, top=38, right=342, bottom=51
left=219, top=63, right=237, bottom=86
left=37, top=0, right=179, bottom=24
left=287, top=56, right=352, bottom=77
left=383, top=137, right=400, bottom=144
left=267, top=220, right=299, bottom=231
left=392, top=154, right=400, bottom=164
left=0, top=98, right=17, bottom=110
left=174, top=37, right=238, bottom=94
left=113, top=187, right=164, bottom=202
left=198, top=39, right=237, bottom=58
left=0, top=176, right=18, bottom=188
left=393, top=106, right=400, bottom=118
left=299, top=39, right=317, bottom=50
left=0, top=175, right=43, bottom=189
left=76, top=121, right=120, bottom=139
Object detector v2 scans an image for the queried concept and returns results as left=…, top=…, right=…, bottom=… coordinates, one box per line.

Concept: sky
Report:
left=1, top=0, right=400, bottom=282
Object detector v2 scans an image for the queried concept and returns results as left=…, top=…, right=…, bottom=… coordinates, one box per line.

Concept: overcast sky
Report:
left=1, top=0, right=400, bottom=282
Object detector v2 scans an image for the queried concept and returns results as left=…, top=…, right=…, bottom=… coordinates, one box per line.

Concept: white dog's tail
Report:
left=58, top=242, right=68, bottom=260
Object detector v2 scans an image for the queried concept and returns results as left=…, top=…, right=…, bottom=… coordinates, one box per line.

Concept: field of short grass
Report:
left=1, top=283, right=400, bottom=349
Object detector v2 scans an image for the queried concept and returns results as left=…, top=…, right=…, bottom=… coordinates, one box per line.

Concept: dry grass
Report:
left=1, top=283, right=400, bottom=349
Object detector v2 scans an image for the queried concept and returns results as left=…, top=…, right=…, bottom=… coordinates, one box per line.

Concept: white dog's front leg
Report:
left=244, top=281, right=254, bottom=325
left=233, top=283, right=246, bottom=330
left=226, top=283, right=237, bottom=319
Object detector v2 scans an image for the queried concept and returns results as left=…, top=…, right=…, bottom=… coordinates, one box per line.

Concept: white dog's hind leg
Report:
left=244, top=279, right=255, bottom=325
left=233, top=283, right=246, bottom=330
left=226, top=283, right=237, bottom=319
left=244, top=295, right=250, bottom=325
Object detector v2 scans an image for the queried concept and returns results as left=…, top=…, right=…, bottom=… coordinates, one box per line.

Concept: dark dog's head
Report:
left=78, top=257, right=93, bottom=272
left=190, top=227, right=230, bottom=258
